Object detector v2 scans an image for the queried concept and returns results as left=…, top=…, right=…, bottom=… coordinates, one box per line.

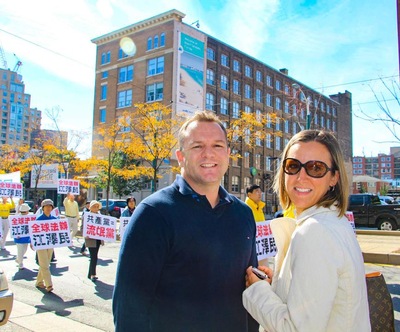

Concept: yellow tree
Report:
left=122, top=102, right=184, bottom=192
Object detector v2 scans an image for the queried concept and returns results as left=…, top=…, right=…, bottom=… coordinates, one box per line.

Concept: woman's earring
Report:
left=329, top=186, right=335, bottom=192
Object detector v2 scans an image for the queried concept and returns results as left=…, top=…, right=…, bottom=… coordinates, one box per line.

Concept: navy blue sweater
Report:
left=113, top=175, right=258, bottom=331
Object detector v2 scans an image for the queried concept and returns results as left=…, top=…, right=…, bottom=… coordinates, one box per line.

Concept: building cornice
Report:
left=91, top=9, right=185, bottom=45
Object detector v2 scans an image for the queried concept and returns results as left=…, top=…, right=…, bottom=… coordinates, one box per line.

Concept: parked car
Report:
left=348, top=193, right=400, bottom=231
left=99, top=199, right=127, bottom=218
left=379, top=196, right=397, bottom=205
left=0, top=268, right=13, bottom=326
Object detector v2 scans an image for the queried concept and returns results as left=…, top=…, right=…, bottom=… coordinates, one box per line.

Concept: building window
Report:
left=147, top=37, right=152, bottom=50
left=245, top=84, right=252, bottom=99
left=275, top=118, right=280, bottom=131
left=284, top=84, right=290, bottom=94
left=207, top=47, right=215, bottom=61
left=117, top=89, right=132, bottom=108
left=147, top=56, right=164, bottom=76
left=220, top=97, right=228, bottom=115
left=101, top=51, right=111, bottom=65
left=233, top=80, right=240, bottom=95
left=255, top=89, right=261, bottom=103
left=233, top=60, right=240, bottom=72
left=101, top=71, right=108, bottom=79
left=255, top=154, right=261, bottom=169
left=244, top=106, right=251, bottom=114
left=276, top=97, right=281, bottom=110
left=245, top=65, right=252, bottom=78
left=221, top=54, right=229, bottom=67
left=266, top=133, right=272, bottom=149
left=284, top=101, right=289, bottom=113
left=154, top=35, right=159, bottom=48
left=266, top=93, right=272, bottom=107
left=256, top=70, right=262, bottom=82
left=160, top=33, right=165, bottom=47
left=284, top=120, right=289, bottom=133
left=99, top=109, right=106, bottom=123
left=232, top=149, right=239, bottom=166
left=244, top=177, right=251, bottom=190
left=276, top=80, right=281, bottom=90
left=266, top=75, right=272, bottom=87
left=232, top=102, right=239, bottom=118
left=146, top=83, right=163, bottom=102
left=118, top=65, right=134, bottom=83
left=118, top=48, right=129, bottom=59
left=206, top=93, right=215, bottom=111
left=206, top=69, right=215, bottom=85
left=231, top=176, right=239, bottom=193
left=275, top=136, right=281, bottom=151
left=244, top=152, right=250, bottom=168
left=100, top=85, right=107, bottom=100
left=221, top=75, right=228, bottom=90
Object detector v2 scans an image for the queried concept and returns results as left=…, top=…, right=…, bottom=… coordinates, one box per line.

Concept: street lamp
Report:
left=268, top=156, right=279, bottom=213
left=292, top=83, right=311, bottom=130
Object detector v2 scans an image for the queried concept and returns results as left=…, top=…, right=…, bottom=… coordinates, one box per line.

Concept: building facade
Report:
left=91, top=9, right=353, bottom=210
left=0, top=68, right=41, bottom=146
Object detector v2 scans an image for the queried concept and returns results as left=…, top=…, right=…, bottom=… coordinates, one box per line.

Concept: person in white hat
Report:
left=13, top=203, right=31, bottom=270
left=35, top=199, right=56, bottom=292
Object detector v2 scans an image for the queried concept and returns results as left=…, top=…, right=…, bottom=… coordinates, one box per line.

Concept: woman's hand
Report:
left=245, top=265, right=273, bottom=287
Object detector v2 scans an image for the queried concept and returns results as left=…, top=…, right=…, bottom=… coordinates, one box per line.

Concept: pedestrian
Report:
left=79, top=201, right=90, bottom=256
left=35, top=199, right=56, bottom=293
left=0, top=195, right=14, bottom=250
left=243, top=130, right=370, bottom=331
left=113, top=111, right=258, bottom=331
left=15, top=198, right=25, bottom=214
left=85, top=200, right=104, bottom=281
left=63, top=192, right=79, bottom=244
left=245, top=184, right=265, bottom=222
left=13, top=203, right=31, bottom=270
left=120, top=197, right=136, bottom=217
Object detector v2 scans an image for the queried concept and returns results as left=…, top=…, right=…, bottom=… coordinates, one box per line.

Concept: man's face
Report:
left=43, top=205, right=53, bottom=215
left=248, top=188, right=262, bottom=204
left=2, top=197, right=7, bottom=203
left=176, top=121, right=230, bottom=193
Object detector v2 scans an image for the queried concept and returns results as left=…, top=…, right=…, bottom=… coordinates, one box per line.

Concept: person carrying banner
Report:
left=63, top=192, right=79, bottom=244
left=13, top=203, right=31, bottom=270
left=0, top=195, right=14, bottom=250
left=35, top=199, right=57, bottom=293
left=85, top=200, right=104, bottom=281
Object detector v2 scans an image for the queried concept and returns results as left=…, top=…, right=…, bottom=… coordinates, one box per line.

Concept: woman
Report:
left=120, top=197, right=136, bottom=217
left=243, top=130, right=370, bottom=331
left=13, top=203, right=31, bottom=270
left=35, top=199, right=57, bottom=293
left=85, top=200, right=104, bottom=281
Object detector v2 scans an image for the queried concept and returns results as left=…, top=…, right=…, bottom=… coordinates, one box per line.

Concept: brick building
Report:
left=91, top=9, right=353, bottom=210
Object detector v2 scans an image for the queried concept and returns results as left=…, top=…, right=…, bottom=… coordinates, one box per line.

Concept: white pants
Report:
left=0, top=218, right=9, bottom=248
left=67, top=217, right=78, bottom=239
left=16, top=243, right=28, bottom=266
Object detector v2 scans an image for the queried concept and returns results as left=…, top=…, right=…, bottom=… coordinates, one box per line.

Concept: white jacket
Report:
left=243, top=205, right=370, bottom=332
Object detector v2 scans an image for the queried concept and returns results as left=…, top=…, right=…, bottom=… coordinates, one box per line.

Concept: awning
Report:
left=352, top=175, right=391, bottom=183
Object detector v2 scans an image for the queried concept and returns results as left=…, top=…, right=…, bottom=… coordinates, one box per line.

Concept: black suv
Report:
left=99, top=199, right=127, bottom=218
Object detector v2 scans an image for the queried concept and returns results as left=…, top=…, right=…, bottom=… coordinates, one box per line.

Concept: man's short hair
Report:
left=246, top=184, right=261, bottom=194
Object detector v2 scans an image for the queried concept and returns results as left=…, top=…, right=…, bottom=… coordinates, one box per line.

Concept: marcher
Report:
left=85, top=200, right=104, bottom=281
left=243, top=130, right=370, bottom=331
left=35, top=199, right=56, bottom=293
left=245, top=184, right=265, bottom=222
left=120, top=197, right=136, bottom=217
left=63, top=192, right=79, bottom=244
left=15, top=198, right=25, bottom=214
left=0, top=195, right=14, bottom=250
left=80, top=201, right=90, bottom=256
left=13, top=203, right=31, bottom=270
left=113, top=111, right=258, bottom=331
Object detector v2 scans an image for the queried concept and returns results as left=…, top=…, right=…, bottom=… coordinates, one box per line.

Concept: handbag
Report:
left=365, top=272, right=395, bottom=332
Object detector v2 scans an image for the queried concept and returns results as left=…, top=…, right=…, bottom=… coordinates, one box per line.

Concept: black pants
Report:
left=88, top=240, right=101, bottom=278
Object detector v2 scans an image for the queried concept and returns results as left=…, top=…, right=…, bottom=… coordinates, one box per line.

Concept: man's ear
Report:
left=175, top=149, right=183, bottom=166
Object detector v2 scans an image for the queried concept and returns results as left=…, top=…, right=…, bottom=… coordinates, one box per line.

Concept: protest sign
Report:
left=9, top=214, right=36, bottom=238
left=256, top=220, right=277, bottom=260
left=119, top=217, right=131, bottom=239
left=0, top=182, right=23, bottom=198
left=29, top=218, right=72, bottom=250
left=58, top=179, right=80, bottom=195
left=83, top=212, right=117, bottom=242
left=345, top=211, right=356, bottom=232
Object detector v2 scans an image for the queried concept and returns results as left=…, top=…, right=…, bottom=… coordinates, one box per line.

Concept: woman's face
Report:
left=284, top=141, right=339, bottom=215
left=128, top=199, right=136, bottom=208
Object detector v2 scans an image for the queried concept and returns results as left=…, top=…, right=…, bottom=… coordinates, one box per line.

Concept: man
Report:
left=63, top=192, right=79, bottom=244
left=113, top=111, right=258, bottom=331
left=0, top=196, right=14, bottom=250
left=245, top=184, right=266, bottom=222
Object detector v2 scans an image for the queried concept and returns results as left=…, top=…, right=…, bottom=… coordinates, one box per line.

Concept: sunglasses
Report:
left=283, top=158, right=335, bottom=178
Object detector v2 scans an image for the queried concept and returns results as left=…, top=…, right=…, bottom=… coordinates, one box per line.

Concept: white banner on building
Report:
left=31, top=164, right=67, bottom=189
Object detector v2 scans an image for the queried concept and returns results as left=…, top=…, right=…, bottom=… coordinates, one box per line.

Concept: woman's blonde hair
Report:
left=273, top=130, right=349, bottom=217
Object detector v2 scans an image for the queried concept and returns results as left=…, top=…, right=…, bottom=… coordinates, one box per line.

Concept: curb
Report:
left=363, top=252, right=400, bottom=265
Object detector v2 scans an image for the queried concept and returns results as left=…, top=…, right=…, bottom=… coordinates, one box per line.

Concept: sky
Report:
left=0, top=0, right=398, bottom=159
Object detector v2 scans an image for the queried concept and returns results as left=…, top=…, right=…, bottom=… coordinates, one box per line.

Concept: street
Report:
left=0, top=234, right=399, bottom=331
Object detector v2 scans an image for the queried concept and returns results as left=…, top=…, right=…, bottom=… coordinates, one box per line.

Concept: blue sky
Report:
left=0, top=0, right=398, bottom=158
